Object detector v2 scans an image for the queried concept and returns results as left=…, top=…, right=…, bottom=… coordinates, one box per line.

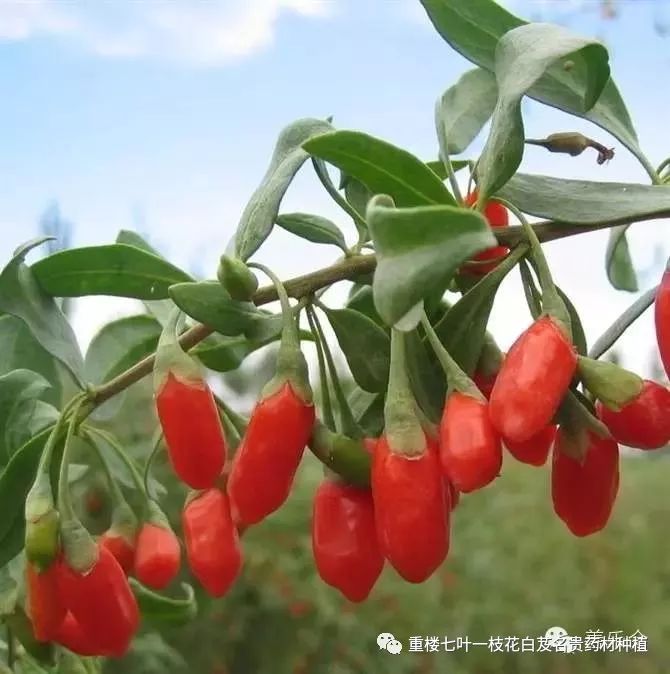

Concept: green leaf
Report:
left=498, top=173, right=670, bottom=223
left=234, top=118, right=334, bottom=261
left=32, top=244, right=192, bottom=300
left=367, top=196, right=496, bottom=326
left=343, top=175, right=372, bottom=239
left=0, top=239, right=84, bottom=385
left=405, top=329, right=443, bottom=422
left=435, top=245, right=527, bottom=374
left=425, top=159, right=470, bottom=179
left=0, top=513, right=25, bottom=570
left=477, top=23, right=610, bottom=199
left=169, top=282, right=282, bottom=341
left=556, top=286, right=588, bottom=356
left=435, top=68, right=498, bottom=156
left=85, top=315, right=162, bottom=384
left=0, top=428, right=53, bottom=559
left=419, top=0, right=643, bottom=168
left=275, top=213, right=347, bottom=252
left=606, top=226, right=638, bottom=292
left=4, top=401, right=59, bottom=463
left=129, top=579, right=198, bottom=626
left=0, top=369, right=52, bottom=462
left=116, top=230, right=175, bottom=325
left=322, top=307, right=390, bottom=393
left=347, top=387, right=384, bottom=438
left=192, top=333, right=278, bottom=372
left=346, top=285, right=384, bottom=325
left=304, top=130, right=456, bottom=207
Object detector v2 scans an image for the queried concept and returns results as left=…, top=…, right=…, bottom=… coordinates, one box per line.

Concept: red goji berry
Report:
left=447, top=481, right=460, bottom=511
left=655, top=266, right=670, bottom=379
left=99, top=531, right=135, bottom=575
left=183, top=489, right=242, bottom=598
left=504, top=425, right=557, bottom=467
left=472, top=369, right=497, bottom=399
left=551, top=430, right=619, bottom=537
left=489, top=316, right=577, bottom=443
left=134, top=521, right=181, bottom=590
left=440, top=391, right=502, bottom=492
left=54, top=612, right=111, bottom=657
left=228, top=382, right=315, bottom=526
left=462, top=191, right=509, bottom=275
left=372, top=434, right=449, bottom=583
left=155, top=372, right=226, bottom=489
left=26, top=560, right=66, bottom=642
left=312, top=479, right=384, bottom=602
left=56, top=545, right=139, bottom=657
left=596, top=380, right=670, bottom=450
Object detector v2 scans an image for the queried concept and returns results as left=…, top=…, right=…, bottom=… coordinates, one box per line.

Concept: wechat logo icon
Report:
left=377, top=633, right=403, bottom=655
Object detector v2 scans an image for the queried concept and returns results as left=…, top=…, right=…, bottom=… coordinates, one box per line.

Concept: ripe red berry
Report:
left=228, top=382, right=315, bottom=526
left=462, top=191, right=510, bottom=275
left=26, top=561, right=66, bottom=642
left=155, top=372, right=226, bottom=489
left=54, top=612, right=111, bottom=657
left=439, top=391, right=502, bottom=492
left=183, top=489, right=242, bottom=597
left=596, top=380, right=670, bottom=450
left=489, top=316, right=577, bottom=443
left=372, top=434, right=449, bottom=583
left=312, top=479, right=384, bottom=602
left=134, top=522, right=181, bottom=590
left=56, top=545, right=139, bottom=657
left=504, top=425, right=557, bottom=467
left=655, top=267, right=670, bottom=379
left=551, top=430, right=619, bottom=537
left=472, top=369, right=497, bottom=399
left=99, top=532, right=135, bottom=575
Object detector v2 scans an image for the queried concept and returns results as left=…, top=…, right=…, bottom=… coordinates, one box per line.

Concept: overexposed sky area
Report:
left=0, top=0, right=669, bottom=378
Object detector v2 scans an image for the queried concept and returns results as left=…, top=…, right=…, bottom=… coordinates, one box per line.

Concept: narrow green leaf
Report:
left=304, top=130, right=456, bottom=207
left=276, top=213, right=347, bottom=252
left=425, top=159, right=470, bottom=179
left=367, top=196, right=496, bottom=326
left=478, top=23, right=610, bottom=199
left=419, top=0, right=643, bottom=169
left=4, top=401, right=59, bottom=462
left=435, top=245, right=527, bottom=374
left=499, top=173, right=670, bottom=223
left=85, top=315, right=162, bottom=384
left=129, top=579, right=198, bottom=626
left=323, top=307, right=390, bottom=393
left=0, top=239, right=84, bottom=385
left=169, top=282, right=282, bottom=341
left=32, top=244, right=192, bottom=300
left=435, top=68, right=498, bottom=156
left=192, top=333, right=283, bottom=373
left=343, top=175, right=372, bottom=240
left=347, top=387, right=384, bottom=438
left=405, top=329, right=444, bottom=422
left=0, top=370, right=52, bottom=463
left=346, top=285, right=384, bottom=326
left=0, top=428, right=52, bottom=549
left=606, top=225, right=638, bottom=292
left=234, top=118, right=334, bottom=261
left=556, top=286, right=588, bottom=355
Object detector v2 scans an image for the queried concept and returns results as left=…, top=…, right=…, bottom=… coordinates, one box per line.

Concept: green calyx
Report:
left=556, top=390, right=611, bottom=461
left=109, top=500, right=139, bottom=543
left=384, top=330, right=426, bottom=456
left=24, top=473, right=60, bottom=571
left=249, top=262, right=313, bottom=404
left=60, top=517, right=98, bottom=574
left=153, top=308, right=204, bottom=393
left=145, top=499, right=171, bottom=530
left=217, top=254, right=259, bottom=301
left=577, top=356, right=644, bottom=411
left=308, top=422, right=371, bottom=487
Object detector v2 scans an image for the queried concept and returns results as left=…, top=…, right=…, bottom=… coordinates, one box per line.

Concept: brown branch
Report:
left=89, top=211, right=669, bottom=410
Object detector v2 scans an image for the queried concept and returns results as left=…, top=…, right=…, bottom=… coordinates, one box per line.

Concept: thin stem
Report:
left=84, top=426, right=147, bottom=497
left=143, top=431, right=164, bottom=501
left=588, top=286, right=658, bottom=360
left=441, top=151, right=464, bottom=204
left=656, top=156, right=670, bottom=178
left=248, top=262, right=298, bottom=343
left=518, top=258, right=542, bottom=319
left=57, top=398, right=86, bottom=521
left=6, top=626, right=14, bottom=668
left=213, top=393, right=248, bottom=438
left=420, top=313, right=481, bottom=399
left=305, top=305, right=336, bottom=430
left=309, top=305, right=360, bottom=438
left=311, top=158, right=366, bottom=231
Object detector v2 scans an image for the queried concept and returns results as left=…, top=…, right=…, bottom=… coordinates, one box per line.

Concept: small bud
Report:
left=217, top=255, right=259, bottom=302
left=577, top=355, right=644, bottom=411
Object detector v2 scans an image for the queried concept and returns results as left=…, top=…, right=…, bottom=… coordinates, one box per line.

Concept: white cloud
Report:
left=0, top=0, right=334, bottom=65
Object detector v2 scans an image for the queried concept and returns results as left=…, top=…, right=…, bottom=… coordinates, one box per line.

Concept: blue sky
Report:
left=0, top=0, right=669, bottom=373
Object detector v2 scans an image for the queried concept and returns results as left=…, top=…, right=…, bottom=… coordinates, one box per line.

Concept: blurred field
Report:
left=104, top=445, right=670, bottom=674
